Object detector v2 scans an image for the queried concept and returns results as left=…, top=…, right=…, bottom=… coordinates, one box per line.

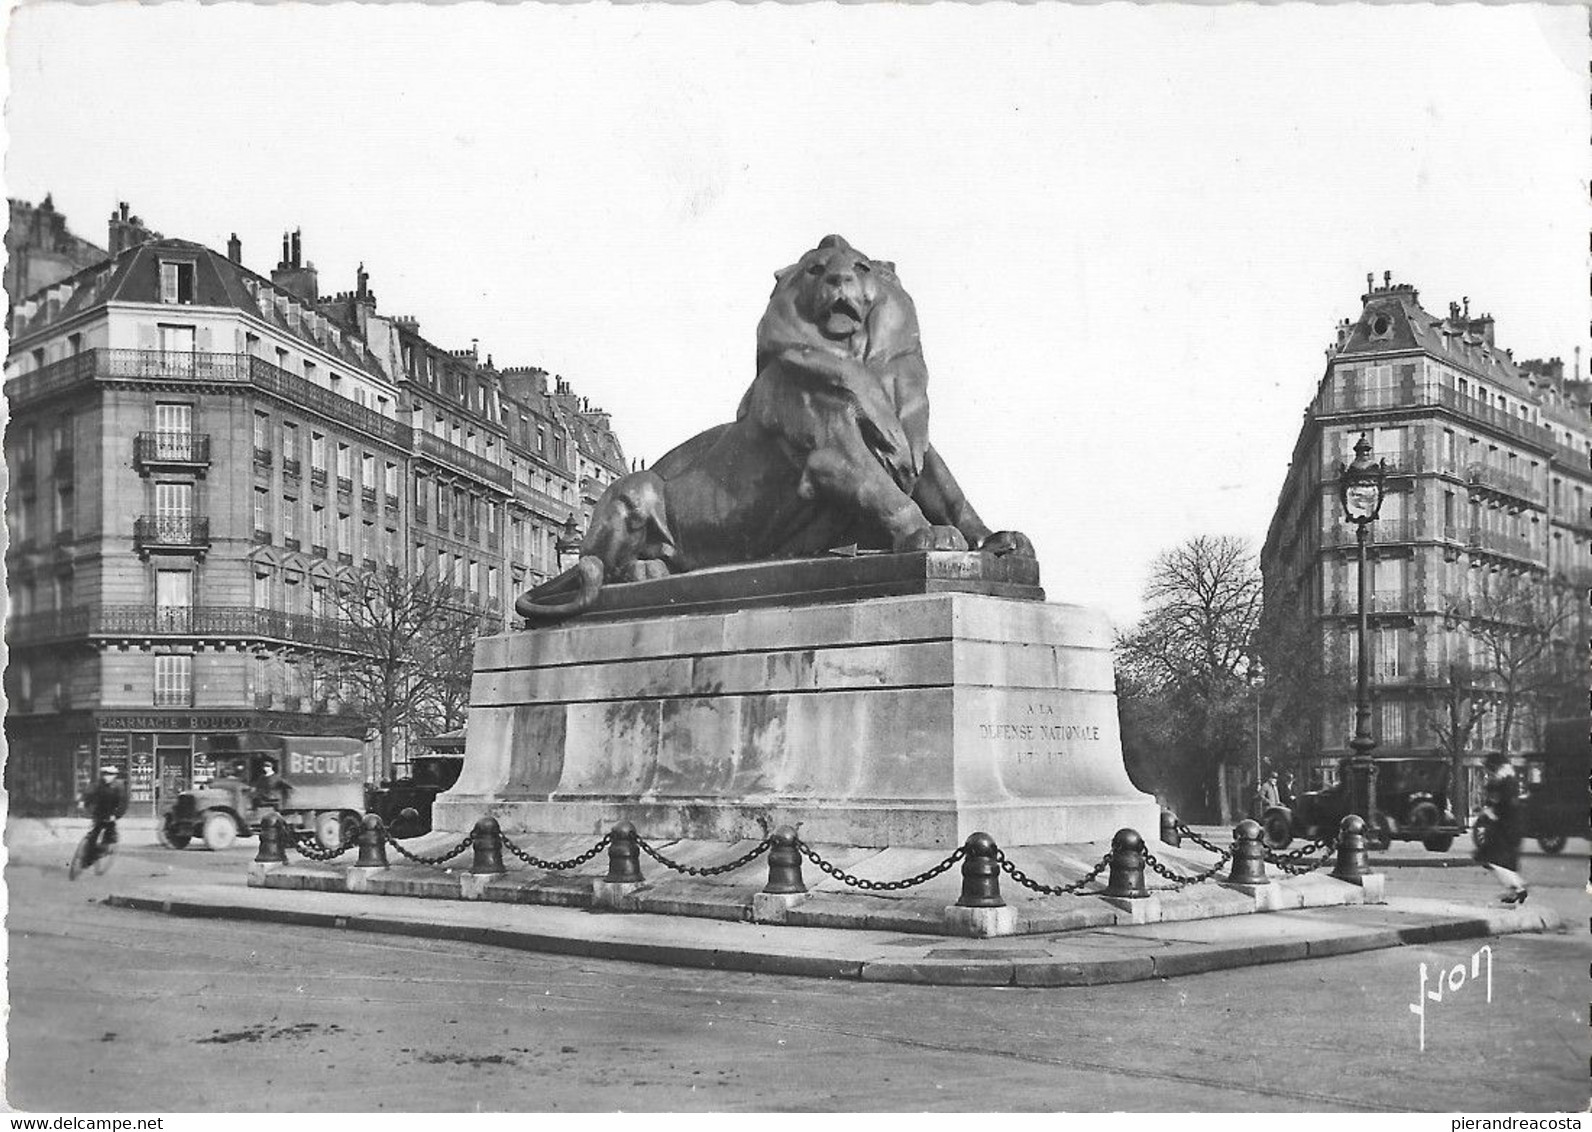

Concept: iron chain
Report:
left=794, top=839, right=965, bottom=891
left=997, top=849, right=1113, bottom=896
left=636, top=835, right=772, bottom=877
left=1142, top=846, right=1233, bottom=888
left=1265, top=839, right=1338, bottom=875
left=288, top=828, right=356, bottom=862
left=383, top=829, right=475, bottom=867
left=500, top=831, right=612, bottom=872
left=1174, top=821, right=1227, bottom=855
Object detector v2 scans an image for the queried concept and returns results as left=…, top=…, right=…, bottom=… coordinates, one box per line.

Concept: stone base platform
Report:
left=440, top=564, right=1159, bottom=849
left=248, top=830, right=1383, bottom=939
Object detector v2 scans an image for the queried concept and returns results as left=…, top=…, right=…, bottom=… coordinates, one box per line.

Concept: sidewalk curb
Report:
left=102, top=890, right=1562, bottom=988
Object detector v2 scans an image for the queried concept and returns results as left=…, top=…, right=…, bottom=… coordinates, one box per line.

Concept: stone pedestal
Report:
left=436, top=555, right=1158, bottom=849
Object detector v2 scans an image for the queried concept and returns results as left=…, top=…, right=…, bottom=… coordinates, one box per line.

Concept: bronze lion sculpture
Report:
left=516, top=235, right=1033, bottom=624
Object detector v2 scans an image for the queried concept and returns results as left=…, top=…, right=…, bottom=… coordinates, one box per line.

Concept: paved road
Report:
left=6, top=825, right=1586, bottom=1112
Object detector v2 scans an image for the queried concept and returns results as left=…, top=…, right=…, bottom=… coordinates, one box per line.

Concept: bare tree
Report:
left=317, top=567, right=486, bottom=781
left=1115, top=535, right=1262, bottom=821
left=1458, top=574, right=1582, bottom=756
left=1421, top=661, right=1490, bottom=822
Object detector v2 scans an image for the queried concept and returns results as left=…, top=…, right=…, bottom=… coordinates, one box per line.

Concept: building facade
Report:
left=1259, top=275, right=1591, bottom=811
left=4, top=209, right=628, bottom=816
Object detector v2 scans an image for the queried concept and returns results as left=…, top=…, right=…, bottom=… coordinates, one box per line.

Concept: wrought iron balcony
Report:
left=253, top=447, right=273, bottom=467
left=134, top=432, right=211, bottom=471
left=134, top=515, right=210, bottom=555
left=413, top=430, right=513, bottom=491
left=310, top=468, right=328, bottom=488
left=1465, top=462, right=1539, bottom=506
left=1322, top=519, right=1415, bottom=548
left=361, top=486, right=377, bottom=509
left=336, top=476, right=353, bottom=495
left=384, top=493, right=399, bottom=511
left=283, top=457, right=302, bottom=479
left=4, top=350, right=413, bottom=449
left=1327, top=589, right=1419, bottom=616
left=1464, top=526, right=1539, bottom=565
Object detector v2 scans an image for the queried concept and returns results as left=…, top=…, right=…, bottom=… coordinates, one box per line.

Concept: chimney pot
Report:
left=1383, top=270, right=1391, bottom=288
left=227, top=232, right=242, bottom=263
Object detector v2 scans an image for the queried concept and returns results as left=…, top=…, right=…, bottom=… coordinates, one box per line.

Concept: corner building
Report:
left=4, top=210, right=627, bottom=815
left=1260, top=275, right=1592, bottom=809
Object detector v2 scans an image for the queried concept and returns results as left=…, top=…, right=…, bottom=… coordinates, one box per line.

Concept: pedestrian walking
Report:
left=1473, top=751, right=1527, bottom=904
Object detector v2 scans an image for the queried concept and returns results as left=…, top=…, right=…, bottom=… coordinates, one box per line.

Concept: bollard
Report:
left=1226, top=819, right=1269, bottom=886
left=956, top=832, right=1005, bottom=908
left=1159, top=810, right=1182, bottom=847
left=355, top=813, right=389, bottom=869
left=470, top=816, right=506, bottom=876
left=1332, top=814, right=1371, bottom=881
left=763, top=826, right=807, bottom=895
left=1104, top=828, right=1149, bottom=898
left=254, top=812, right=287, bottom=864
left=604, top=820, right=644, bottom=884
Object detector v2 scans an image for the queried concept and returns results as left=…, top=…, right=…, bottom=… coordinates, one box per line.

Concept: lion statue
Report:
left=517, top=235, right=1033, bottom=624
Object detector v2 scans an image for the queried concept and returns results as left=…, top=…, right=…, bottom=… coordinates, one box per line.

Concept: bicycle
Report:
left=68, top=825, right=117, bottom=880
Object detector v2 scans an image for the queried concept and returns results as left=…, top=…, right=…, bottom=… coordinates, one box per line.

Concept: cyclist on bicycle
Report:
left=82, top=765, right=128, bottom=856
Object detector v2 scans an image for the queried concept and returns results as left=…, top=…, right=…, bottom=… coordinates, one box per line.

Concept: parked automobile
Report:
left=159, top=737, right=368, bottom=851
left=366, top=752, right=464, bottom=836
left=1261, top=756, right=1464, bottom=852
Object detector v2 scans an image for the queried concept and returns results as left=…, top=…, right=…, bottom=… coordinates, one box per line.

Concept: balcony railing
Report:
left=253, top=447, right=273, bottom=467
left=337, top=476, right=353, bottom=495
left=5, top=604, right=366, bottom=650
left=282, top=457, right=302, bottom=479
left=310, top=468, right=328, bottom=488
left=361, top=486, right=377, bottom=507
left=1465, top=462, right=1538, bottom=504
left=384, top=493, right=400, bottom=510
left=283, top=536, right=301, bottom=551
left=1327, top=589, right=1419, bottom=616
left=134, top=432, right=211, bottom=469
left=4, top=350, right=413, bottom=450
left=1316, top=381, right=1552, bottom=450
left=1465, top=526, right=1539, bottom=564
left=1322, top=519, right=1415, bottom=547
left=134, top=515, right=210, bottom=554
left=414, top=430, right=512, bottom=491
left=1549, top=440, right=1587, bottom=472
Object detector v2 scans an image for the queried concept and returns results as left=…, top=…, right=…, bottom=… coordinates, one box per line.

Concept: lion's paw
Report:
left=620, top=559, right=674, bottom=583
left=895, top=525, right=970, bottom=553
left=979, top=530, right=1036, bottom=559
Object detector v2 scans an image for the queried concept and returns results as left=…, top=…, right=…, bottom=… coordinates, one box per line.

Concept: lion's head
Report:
left=757, top=235, right=919, bottom=363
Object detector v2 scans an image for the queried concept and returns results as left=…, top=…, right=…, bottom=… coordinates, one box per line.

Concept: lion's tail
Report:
left=515, top=556, right=606, bottom=626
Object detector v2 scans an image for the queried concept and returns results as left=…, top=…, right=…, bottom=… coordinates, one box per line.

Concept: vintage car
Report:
left=1261, top=756, right=1464, bottom=852
left=365, top=752, right=464, bottom=837
left=159, top=737, right=368, bottom=851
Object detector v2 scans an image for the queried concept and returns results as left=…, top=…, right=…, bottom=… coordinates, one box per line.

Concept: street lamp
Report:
left=554, top=514, right=583, bottom=570
left=1339, top=432, right=1387, bottom=841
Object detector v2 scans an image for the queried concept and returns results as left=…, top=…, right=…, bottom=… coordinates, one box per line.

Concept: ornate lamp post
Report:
left=1339, top=433, right=1387, bottom=841
left=554, top=514, right=583, bottom=570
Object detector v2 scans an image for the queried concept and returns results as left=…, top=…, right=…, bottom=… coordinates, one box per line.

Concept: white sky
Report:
left=5, top=3, right=1586, bottom=627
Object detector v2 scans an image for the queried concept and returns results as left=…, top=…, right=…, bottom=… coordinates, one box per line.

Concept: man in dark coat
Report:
left=81, top=765, right=128, bottom=855
left=1474, top=751, right=1526, bottom=904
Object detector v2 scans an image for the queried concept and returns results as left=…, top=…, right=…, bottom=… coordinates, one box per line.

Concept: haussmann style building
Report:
left=1260, top=273, right=1591, bottom=813
left=3, top=200, right=629, bottom=816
